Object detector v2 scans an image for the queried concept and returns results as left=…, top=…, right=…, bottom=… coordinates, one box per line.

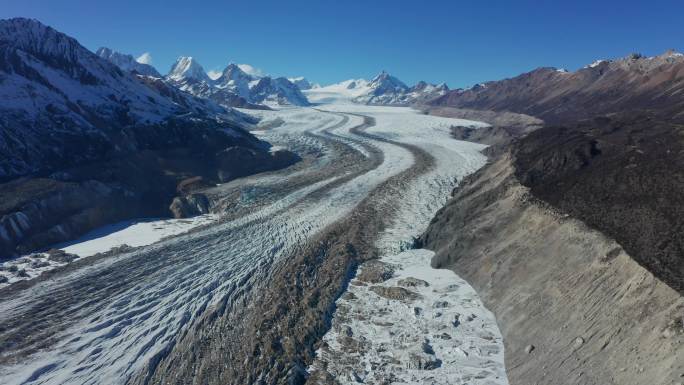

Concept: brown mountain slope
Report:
left=431, top=51, right=684, bottom=123
left=427, top=51, right=684, bottom=294
left=514, top=113, right=684, bottom=292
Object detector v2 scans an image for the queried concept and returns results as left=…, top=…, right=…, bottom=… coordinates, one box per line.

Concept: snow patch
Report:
left=237, top=63, right=264, bottom=77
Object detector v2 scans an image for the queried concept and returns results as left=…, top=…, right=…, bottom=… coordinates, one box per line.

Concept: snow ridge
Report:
left=96, top=47, right=161, bottom=77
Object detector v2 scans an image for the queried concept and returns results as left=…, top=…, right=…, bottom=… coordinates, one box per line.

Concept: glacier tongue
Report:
left=307, top=102, right=506, bottom=384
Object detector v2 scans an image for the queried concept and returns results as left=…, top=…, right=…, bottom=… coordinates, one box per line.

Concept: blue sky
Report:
left=2, top=0, right=683, bottom=88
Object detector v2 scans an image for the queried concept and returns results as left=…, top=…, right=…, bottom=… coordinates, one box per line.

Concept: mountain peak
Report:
left=168, top=56, right=210, bottom=82
left=96, top=47, right=161, bottom=77
left=0, top=17, right=87, bottom=67
left=220, top=62, right=250, bottom=80
left=368, top=71, right=408, bottom=96
left=288, top=76, right=314, bottom=90
left=371, top=70, right=392, bottom=82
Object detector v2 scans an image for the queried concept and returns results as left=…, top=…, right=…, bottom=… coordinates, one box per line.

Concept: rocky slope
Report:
left=431, top=50, right=684, bottom=123
left=417, top=106, right=543, bottom=149
left=0, top=18, right=217, bottom=179
left=95, top=47, right=161, bottom=77
left=420, top=50, right=684, bottom=384
left=427, top=51, right=684, bottom=294
left=421, top=153, right=684, bottom=385
left=0, top=18, right=298, bottom=257
left=514, top=113, right=684, bottom=293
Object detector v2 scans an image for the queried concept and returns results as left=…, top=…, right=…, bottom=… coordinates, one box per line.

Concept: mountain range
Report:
left=352, top=71, right=449, bottom=105
left=0, top=18, right=297, bottom=257
left=0, top=15, right=683, bottom=385
left=431, top=50, right=684, bottom=123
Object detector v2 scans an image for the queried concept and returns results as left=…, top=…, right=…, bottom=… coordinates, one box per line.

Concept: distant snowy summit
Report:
left=165, top=57, right=310, bottom=108
left=97, top=48, right=310, bottom=109
left=0, top=18, right=246, bottom=179
left=356, top=71, right=449, bottom=105
left=307, top=71, right=448, bottom=106
left=96, top=47, right=161, bottom=77
left=288, top=77, right=319, bottom=90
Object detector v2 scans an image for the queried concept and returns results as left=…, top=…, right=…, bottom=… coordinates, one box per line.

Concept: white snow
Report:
left=586, top=59, right=608, bottom=68
left=136, top=52, right=152, bottom=65
left=58, top=215, right=218, bottom=257
left=0, top=215, right=218, bottom=288
left=207, top=69, right=222, bottom=80
left=303, top=79, right=371, bottom=104
left=237, top=63, right=264, bottom=77
left=168, top=56, right=211, bottom=82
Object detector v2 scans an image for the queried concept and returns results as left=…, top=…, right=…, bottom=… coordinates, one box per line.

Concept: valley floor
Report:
left=0, top=97, right=505, bottom=384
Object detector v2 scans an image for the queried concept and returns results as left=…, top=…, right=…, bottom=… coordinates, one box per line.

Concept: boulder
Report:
left=397, top=277, right=429, bottom=287
left=356, top=260, right=395, bottom=283
left=169, top=194, right=211, bottom=218
left=369, top=286, right=421, bottom=302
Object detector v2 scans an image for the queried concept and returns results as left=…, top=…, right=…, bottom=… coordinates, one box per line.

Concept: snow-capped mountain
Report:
left=405, top=81, right=450, bottom=104
left=215, top=63, right=254, bottom=99
left=96, top=47, right=161, bottom=77
left=350, top=71, right=449, bottom=105
left=165, top=56, right=216, bottom=99
left=165, top=58, right=309, bottom=107
left=0, top=18, right=239, bottom=179
left=367, top=70, right=410, bottom=94
left=249, top=76, right=310, bottom=106
left=288, top=77, right=317, bottom=90
left=168, top=56, right=211, bottom=83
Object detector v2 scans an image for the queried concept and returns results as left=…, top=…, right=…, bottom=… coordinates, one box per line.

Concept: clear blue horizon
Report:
left=2, top=0, right=683, bottom=88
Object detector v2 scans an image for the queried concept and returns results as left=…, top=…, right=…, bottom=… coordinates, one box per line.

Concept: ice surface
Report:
left=0, top=88, right=506, bottom=385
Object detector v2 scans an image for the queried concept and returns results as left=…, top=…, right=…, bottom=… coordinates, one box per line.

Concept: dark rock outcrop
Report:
left=216, top=146, right=300, bottom=183
left=169, top=193, right=210, bottom=219
left=513, top=113, right=684, bottom=292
